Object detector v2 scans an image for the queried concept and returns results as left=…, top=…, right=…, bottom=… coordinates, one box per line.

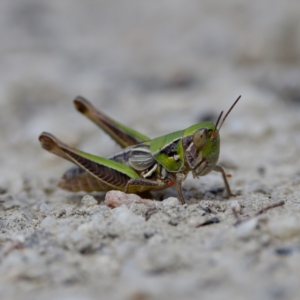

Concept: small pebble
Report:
left=257, top=166, right=266, bottom=176
left=144, top=231, right=155, bottom=239
left=105, top=191, right=142, bottom=208
left=168, top=219, right=178, bottom=226
left=39, top=203, right=51, bottom=214
left=268, top=216, right=300, bottom=239
left=188, top=216, right=207, bottom=227
left=112, top=205, right=144, bottom=225
left=197, top=217, right=220, bottom=227
left=82, top=195, right=98, bottom=207
left=40, top=216, right=57, bottom=229
left=230, top=200, right=241, bottom=214
left=275, top=247, right=293, bottom=256
left=235, top=218, right=258, bottom=237
left=162, top=197, right=180, bottom=208
left=77, top=222, right=97, bottom=234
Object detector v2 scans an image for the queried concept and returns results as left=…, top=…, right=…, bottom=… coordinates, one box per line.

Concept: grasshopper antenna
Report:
left=218, top=95, right=241, bottom=131
left=212, top=110, right=223, bottom=138
left=214, top=111, right=224, bottom=131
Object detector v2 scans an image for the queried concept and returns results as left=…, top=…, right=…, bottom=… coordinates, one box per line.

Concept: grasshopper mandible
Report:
left=39, top=95, right=241, bottom=204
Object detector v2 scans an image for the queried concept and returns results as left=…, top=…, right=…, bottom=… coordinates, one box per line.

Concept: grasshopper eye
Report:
left=193, top=128, right=207, bottom=149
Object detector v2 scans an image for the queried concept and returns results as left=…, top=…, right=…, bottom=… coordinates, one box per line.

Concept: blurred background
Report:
left=0, top=0, right=300, bottom=190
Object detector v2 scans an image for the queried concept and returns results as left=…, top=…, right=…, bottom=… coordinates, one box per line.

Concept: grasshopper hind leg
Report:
left=39, top=132, right=135, bottom=192
left=73, top=96, right=149, bottom=148
left=58, top=166, right=113, bottom=192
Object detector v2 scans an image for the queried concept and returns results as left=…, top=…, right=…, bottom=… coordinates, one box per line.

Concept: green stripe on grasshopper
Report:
left=75, top=150, right=141, bottom=179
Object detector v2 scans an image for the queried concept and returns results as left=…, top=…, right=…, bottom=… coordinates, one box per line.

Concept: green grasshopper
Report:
left=39, top=95, right=240, bottom=204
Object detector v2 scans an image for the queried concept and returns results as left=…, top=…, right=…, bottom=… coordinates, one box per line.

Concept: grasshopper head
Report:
left=184, top=122, right=220, bottom=177
left=188, top=95, right=241, bottom=177
left=190, top=123, right=220, bottom=176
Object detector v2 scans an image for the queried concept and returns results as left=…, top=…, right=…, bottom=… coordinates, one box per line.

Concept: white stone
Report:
left=112, top=205, right=144, bottom=226
left=230, top=200, right=241, bottom=214
left=188, top=216, right=207, bottom=227
left=82, top=195, right=98, bottom=207
left=236, top=218, right=258, bottom=237
left=77, top=222, right=97, bottom=234
left=70, top=230, right=85, bottom=243
left=91, top=213, right=104, bottom=223
left=39, top=203, right=51, bottom=214
left=162, top=197, right=180, bottom=208
left=268, top=215, right=300, bottom=239
left=40, top=216, right=57, bottom=229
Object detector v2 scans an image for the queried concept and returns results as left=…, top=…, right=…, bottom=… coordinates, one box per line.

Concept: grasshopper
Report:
left=39, top=95, right=240, bottom=204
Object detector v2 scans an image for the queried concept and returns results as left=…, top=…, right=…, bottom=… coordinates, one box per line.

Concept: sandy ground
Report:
left=1, top=1, right=300, bottom=299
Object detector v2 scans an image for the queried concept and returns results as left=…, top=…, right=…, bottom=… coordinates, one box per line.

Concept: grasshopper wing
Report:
left=74, top=96, right=149, bottom=148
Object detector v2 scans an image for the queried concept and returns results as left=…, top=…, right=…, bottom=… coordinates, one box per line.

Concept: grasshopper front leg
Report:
left=213, top=165, right=234, bottom=197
